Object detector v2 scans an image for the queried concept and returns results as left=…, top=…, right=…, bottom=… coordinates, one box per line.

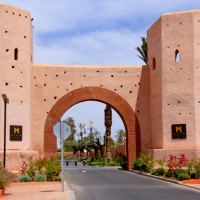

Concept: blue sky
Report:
left=3, top=0, right=200, bottom=65
left=2, top=0, right=200, bottom=142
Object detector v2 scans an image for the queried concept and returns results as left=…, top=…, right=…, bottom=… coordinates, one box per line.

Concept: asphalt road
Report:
left=64, top=163, right=200, bottom=200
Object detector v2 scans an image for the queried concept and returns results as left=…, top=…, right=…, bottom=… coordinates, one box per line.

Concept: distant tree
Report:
left=115, top=129, right=126, bottom=144
left=88, top=130, right=94, bottom=142
left=93, top=130, right=104, bottom=157
left=65, top=116, right=76, bottom=140
left=78, top=138, right=87, bottom=157
left=84, top=130, right=104, bottom=157
left=135, top=37, right=148, bottom=64
left=64, top=140, right=78, bottom=155
left=78, top=123, right=85, bottom=139
left=84, top=137, right=95, bottom=156
left=110, top=137, right=116, bottom=146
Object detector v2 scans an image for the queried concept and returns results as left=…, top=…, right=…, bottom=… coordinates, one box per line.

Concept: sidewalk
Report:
left=181, top=180, right=200, bottom=190
left=1, top=182, right=72, bottom=200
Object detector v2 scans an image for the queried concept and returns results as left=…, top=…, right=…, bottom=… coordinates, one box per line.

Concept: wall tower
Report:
left=0, top=4, right=33, bottom=151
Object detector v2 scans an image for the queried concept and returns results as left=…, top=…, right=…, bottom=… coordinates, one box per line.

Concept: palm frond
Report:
left=135, top=37, right=148, bottom=64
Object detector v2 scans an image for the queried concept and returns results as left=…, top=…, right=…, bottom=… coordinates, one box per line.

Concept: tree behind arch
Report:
left=78, top=123, right=85, bottom=139
left=135, top=37, right=148, bottom=64
left=115, top=129, right=126, bottom=144
left=65, top=116, right=76, bottom=140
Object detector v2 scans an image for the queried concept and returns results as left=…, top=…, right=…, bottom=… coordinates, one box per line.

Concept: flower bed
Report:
left=18, top=156, right=61, bottom=182
left=133, top=153, right=200, bottom=181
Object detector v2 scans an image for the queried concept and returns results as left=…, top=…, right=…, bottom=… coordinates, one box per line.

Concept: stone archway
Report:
left=44, top=86, right=139, bottom=169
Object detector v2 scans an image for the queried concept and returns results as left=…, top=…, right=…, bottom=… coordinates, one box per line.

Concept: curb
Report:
left=64, top=181, right=76, bottom=200
left=129, top=170, right=200, bottom=191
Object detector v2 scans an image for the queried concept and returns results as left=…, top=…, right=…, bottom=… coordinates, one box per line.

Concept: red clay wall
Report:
left=111, top=144, right=126, bottom=157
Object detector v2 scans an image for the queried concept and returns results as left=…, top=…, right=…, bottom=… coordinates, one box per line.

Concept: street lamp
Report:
left=104, top=134, right=107, bottom=166
left=1, top=94, right=9, bottom=167
left=77, top=132, right=80, bottom=160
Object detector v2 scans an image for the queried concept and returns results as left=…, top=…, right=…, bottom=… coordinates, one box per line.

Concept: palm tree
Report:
left=135, top=37, right=148, bottom=64
left=78, top=123, right=85, bottom=139
left=115, top=129, right=126, bottom=144
left=88, top=130, right=94, bottom=142
left=65, top=116, right=76, bottom=140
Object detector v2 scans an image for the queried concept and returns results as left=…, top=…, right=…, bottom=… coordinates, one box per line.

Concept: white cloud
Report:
left=34, top=29, right=145, bottom=65
left=2, top=0, right=195, bottom=65
left=4, top=0, right=200, bottom=35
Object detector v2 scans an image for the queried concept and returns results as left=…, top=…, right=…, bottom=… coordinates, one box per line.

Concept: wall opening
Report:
left=152, top=57, right=156, bottom=70
left=175, top=49, right=180, bottom=62
left=60, top=101, right=125, bottom=147
left=14, top=48, right=18, bottom=60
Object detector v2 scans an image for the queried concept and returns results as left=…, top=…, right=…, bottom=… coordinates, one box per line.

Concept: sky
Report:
left=1, top=0, right=200, bottom=143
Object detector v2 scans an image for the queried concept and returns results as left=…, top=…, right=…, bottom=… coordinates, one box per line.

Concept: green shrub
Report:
left=112, top=154, right=126, bottom=168
left=133, top=153, right=154, bottom=172
left=91, top=162, right=104, bottom=166
left=90, top=162, right=97, bottom=166
left=133, top=158, right=143, bottom=170
left=194, top=170, right=200, bottom=179
left=194, top=159, right=200, bottom=175
left=165, top=170, right=172, bottom=178
left=174, top=168, right=185, bottom=179
left=120, top=162, right=126, bottom=168
left=190, top=171, right=196, bottom=179
left=35, top=157, right=47, bottom=173
left=150, top=168, right=165, bottom=176
left=112, top=153, right=126, bottom=168
left=52, top=176, right=61, bottom=181
left=155, top=156, right=167, bottom=168
left=156, top=167, right=165, bottom=176
left=86, top=156, right=105, bottom=166
left=108, top=161, right=120, bottom=166
left=78, top=157, right=87, bottom=162
left=0, top=167, right=17, bottom=188
left=85, top=157, right=92, bottom=165
left=108, top=162, right=115, bottom=166
left=45, top=157, right=61, bottom=181
left=141, top=163, right=151, bottom=172
left=151, top=169, right=157, bottom=175
left=26, top=157, right=36, bottom=181
left=36, top=173, right=46, bottom=182
left=94, top=156, right=103, bottom=162
left=178, top=173, right=190, bottom=181
left=19, top=175, right=31, bottom=182
left=187, top=159, right=195, bottom=175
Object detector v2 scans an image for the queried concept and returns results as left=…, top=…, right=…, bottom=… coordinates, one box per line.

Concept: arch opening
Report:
left=60, top=101, right=126, bottom=159
left=43, top=86, right=140, bottom=169
left=60, top=101, right=125, bottom=140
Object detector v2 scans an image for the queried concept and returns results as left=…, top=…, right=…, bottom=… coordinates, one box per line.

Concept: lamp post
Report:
left=104, top=134, right=107, bottom=166
left=1, top=94, right=8, bottom=167
left=77, top=132, right=80, bottom=160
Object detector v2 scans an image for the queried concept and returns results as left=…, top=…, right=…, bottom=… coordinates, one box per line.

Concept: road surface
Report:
left=64, top=164, right=200, bottom=200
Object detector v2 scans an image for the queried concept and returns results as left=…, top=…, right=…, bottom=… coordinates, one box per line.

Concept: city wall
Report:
left=0, top=3, right=200, bottom=170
